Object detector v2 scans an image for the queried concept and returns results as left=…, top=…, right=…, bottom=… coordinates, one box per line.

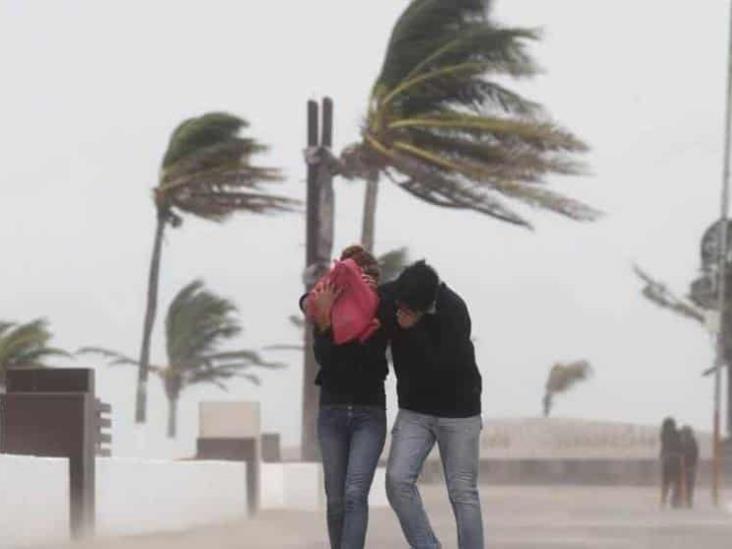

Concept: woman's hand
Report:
left=361, top=273, right=378, bottom=289
left=311, top=282, right=341, bottom=331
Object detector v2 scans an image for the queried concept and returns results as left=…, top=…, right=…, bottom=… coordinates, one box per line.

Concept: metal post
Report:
left=712, top=0, right=732, bottom=506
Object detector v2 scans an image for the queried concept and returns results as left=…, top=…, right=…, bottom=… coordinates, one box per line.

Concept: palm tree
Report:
left=84, top=280, right=282, bottom=438
left=335, top=0, right=597, bottom=252
left=136, top=112, right=296, bottom=424
left=0, top=319, right=69, bottom=388
left=543, top=360, right=592, bottom=417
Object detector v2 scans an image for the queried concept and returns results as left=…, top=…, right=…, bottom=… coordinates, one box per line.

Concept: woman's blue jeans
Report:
left=318, top=405, right=386, bottom=549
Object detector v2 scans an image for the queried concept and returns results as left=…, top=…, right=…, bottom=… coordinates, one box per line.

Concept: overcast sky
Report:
left=1, top=0, right=729, bottom=457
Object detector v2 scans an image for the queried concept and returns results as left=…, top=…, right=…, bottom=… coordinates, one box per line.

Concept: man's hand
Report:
left=397, top=306, right=422, bottom=329
left=311, top=282, right=341, bottom=330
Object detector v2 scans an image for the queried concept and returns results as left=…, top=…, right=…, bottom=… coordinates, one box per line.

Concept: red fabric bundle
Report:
left=305, top=258, right=380, bottom=344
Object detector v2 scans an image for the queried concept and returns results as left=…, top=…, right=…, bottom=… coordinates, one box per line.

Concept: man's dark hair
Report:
left=395, top=260, right=439, bottom=312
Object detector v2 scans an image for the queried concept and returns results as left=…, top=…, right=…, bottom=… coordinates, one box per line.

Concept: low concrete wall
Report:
left=260, top=463, right=388, bottom=510
left=96, top=458, right=247, bottom=536
left=0, top=454, right=69, bottom=547
left=261, top=462, right=323, bottom=511
left=419, top=459, right=730, bottom=486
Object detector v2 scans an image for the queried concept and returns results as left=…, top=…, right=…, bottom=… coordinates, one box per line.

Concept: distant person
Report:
left=381, top=260, right=484, bottom=549
left=301, top=245, right=388, bottom=549
left=680, top=425, right=699, bottom=508
left=659, top=417, right=683, bottom=508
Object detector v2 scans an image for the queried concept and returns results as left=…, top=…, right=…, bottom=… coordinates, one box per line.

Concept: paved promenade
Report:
left=51, top=485, right=732, bottom=549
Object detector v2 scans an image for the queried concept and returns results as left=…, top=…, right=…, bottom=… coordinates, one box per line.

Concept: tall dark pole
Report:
left=305, top=100, right=320, bottom=264
left=322, top=97, right=333, bottom=149
left=301, top=98, right=335, bottom=461
left=712, top=0, right=732, bottom=506
left=301, top=100, right=320, bottom=461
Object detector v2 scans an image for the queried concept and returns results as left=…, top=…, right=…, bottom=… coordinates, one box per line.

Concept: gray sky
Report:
left=0, top=0, right=728, bottom=457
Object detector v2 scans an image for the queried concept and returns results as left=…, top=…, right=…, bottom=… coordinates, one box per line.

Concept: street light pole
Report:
left=712, top=0, right=732, bottom=507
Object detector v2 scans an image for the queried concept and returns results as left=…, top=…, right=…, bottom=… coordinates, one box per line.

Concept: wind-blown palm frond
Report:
left=187, top=363, right=268, bottom=388
left=634, top=265, right=705, bottom=324
left=202, top=349, right=283, bottom=367
left=546, top=360, right=592, bottom=394
left=165, top=280, right=240, bottom=368
left=77, top=347, right=141, bottom=367
left=0, top=319, right=70, bottom=384
left=543, top=360, right=592, bottom=417
left=158, top=112, right=296, bottom=221
left=343, top=0, right=596, bottom=228
left=376, top=1, right=534, bottom=92
left=164, top=281, right=285, bottom=381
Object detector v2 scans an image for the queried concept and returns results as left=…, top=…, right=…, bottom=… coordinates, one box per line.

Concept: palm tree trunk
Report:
left=360, top=173, right=379, bottom=253
left=167, top=395, right=178, bottom=438
left=136, top=210, right=167, bottom=424
left=543, top=392, right=552, bottom=417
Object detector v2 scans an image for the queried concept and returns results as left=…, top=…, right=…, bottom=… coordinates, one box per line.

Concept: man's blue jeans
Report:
left=386, top=409, right=484, bottom=549
left=318, top=405, right=386, bottom=549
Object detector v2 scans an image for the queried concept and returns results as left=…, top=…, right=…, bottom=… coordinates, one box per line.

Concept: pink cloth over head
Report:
left=305, top=258, right=380, bottom=344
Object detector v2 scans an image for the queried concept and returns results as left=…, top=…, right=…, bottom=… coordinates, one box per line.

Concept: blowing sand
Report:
left=44, top=485, right=732, bottom=549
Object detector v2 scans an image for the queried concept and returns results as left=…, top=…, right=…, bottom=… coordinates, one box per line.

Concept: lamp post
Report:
left=711, top=0, right=732, bottom=506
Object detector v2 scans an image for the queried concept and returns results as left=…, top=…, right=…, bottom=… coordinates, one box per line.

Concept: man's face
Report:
left=396, top=301, right=423, bottom=329
left=396, top=301, right=413, bottom=314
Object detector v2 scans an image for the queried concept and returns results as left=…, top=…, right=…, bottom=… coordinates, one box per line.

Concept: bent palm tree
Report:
left=85, top=280, right=282, bottom=437
left=338, top=0, right=597, bottom=251
left=137, top=113, right=295, bottom=423
left=543, top=360, right=592, bottom=417
left=0, top=319, right=69, bottom=387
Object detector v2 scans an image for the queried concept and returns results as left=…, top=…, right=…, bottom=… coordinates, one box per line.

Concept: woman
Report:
left=302, top=245, right=388, bottom=549
left=660, top=417, right=683, bottom=508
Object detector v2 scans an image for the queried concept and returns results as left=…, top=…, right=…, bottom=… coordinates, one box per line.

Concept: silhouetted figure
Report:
left=680, top=425, right=699, bottom=508
left=660, top=417, right=683, bottom=508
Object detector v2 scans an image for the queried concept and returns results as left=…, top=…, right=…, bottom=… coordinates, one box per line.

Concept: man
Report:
left=381, top=260, right=484, bottom=549
left=679, top=425, right=699, bottom=508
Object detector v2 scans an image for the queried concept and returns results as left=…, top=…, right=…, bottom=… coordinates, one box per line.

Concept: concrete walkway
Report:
left=49, top=486, right=732, bottom=549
